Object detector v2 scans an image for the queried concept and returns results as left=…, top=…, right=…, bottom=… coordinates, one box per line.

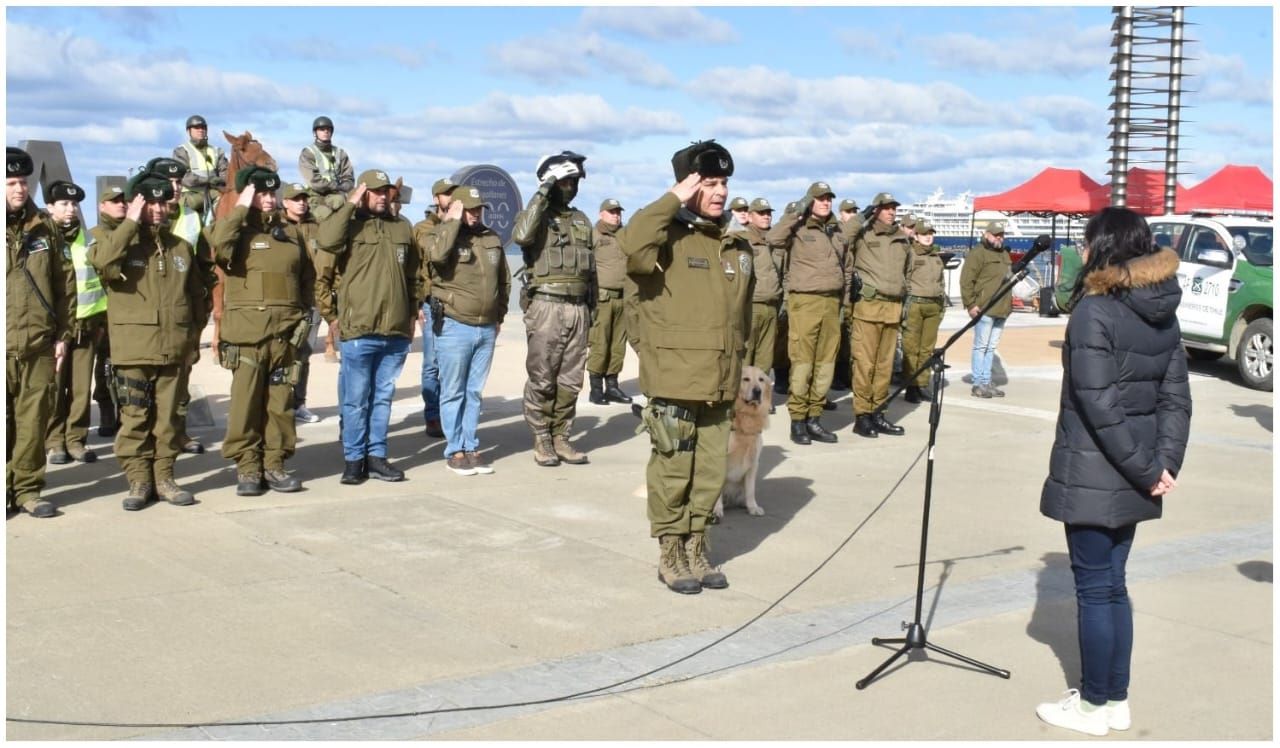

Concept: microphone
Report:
left=1011, top=234, right=1052, bottom=275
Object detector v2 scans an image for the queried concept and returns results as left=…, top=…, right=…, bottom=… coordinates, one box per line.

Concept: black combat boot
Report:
left=264, top=468, right=302, bottom=492
left=367, top=455, right=405, bottom=482
left=853, top=415, right=879, bottom=438
left=872, top=413, right=905, bottom=436
left=587, top=373, right=608, bottom=405
left=823, top=398, right=838, bottom=411
left=805, top=417, right=838, bottom=443
left=904, top=386, right=924, bottom=404
left=604, top=375, right=633, bottom=404
left=236, top=472, right=266, bottom=497
left=340, top=458, right=367, bottom=485
left=790, top=420, right=811, bottom=445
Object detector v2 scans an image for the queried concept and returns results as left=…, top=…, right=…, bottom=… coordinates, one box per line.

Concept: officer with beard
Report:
left=512, top=151, right=596, bottom=467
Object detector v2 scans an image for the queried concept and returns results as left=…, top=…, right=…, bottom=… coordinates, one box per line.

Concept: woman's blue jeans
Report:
left=338, top=335, right=409, bottom=461
left=1065, top=522, right=1136, bottom=707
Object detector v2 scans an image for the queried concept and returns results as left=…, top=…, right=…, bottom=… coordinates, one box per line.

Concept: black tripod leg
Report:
left=856, top=644, right=911, bottom=690
left=923, top=641, right=1011, bottom=679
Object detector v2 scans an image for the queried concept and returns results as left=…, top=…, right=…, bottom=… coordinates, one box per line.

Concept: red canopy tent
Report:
left=1086, top=167, right=1188, bottom=216
left=1178, top=164, right=1274, bottom=214
left=973, top=167, right=1108, bottom=215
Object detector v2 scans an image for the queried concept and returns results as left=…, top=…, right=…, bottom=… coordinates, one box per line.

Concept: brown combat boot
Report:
left=155, top=478, right=195, bottom=506
left=658, top=535, right=701, bottom=594
left=123, top=481, right=153, bottom=511
left=685, top=532, right=728, bottom=589
left=532, top=434, right=560, bottom=467
left=552, top=434, right=588, bottom=465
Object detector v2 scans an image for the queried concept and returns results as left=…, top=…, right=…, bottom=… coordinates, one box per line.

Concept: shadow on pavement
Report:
left=1228, top=403, right=1272, bottom=432
left=1026, top=551, right=1079, bottom=690
left=1237, top=560, right=1273, bottom=583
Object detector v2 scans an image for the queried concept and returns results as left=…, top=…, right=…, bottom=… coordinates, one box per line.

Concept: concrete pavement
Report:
left=6, top=307, right=1272, bottom=740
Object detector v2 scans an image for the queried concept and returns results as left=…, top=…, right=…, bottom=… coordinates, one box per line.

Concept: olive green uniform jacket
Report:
left=906, top=241, right=946, bottom=300
left=211, top=206, right=314, bottom=344
left=425, top=219, right=510, bottom=326
left=7, top=202, right=75, bottom=358
left=850, top=219, right=911, bottom=303
left=592, top=220, right=626, bottom=291
left=960, top=239, right=1013, bottom=319
left=413, top=212, right=443, bottom=303
left=745, top=224, right=784, bottom=303
left=621, top=192, right=754, bottom=402
left=315, top=202, right=420, bottom=340
left=88, top=218, right=209, bottom=365
left=768, top=210, right=850, bottom=297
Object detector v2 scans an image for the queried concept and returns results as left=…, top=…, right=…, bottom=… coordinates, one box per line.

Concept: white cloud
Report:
left=1018, top=95, right=1108, bottom=133
left=582, top=34, right=679, bottom=88
left=579, top=7, right=737, bottom=44
left=924, top=24, right=1112, bottom=77
left=1187, top=51, right=1272, bottom=106
left=487, top=31, right=677, bottom=88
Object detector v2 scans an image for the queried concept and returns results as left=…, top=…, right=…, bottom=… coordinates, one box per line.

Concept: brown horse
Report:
left=209, top=130, right=277, bottom=351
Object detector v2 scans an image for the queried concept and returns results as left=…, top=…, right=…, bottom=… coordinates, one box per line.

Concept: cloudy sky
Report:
left=6, top=5, right=1273, bottom=218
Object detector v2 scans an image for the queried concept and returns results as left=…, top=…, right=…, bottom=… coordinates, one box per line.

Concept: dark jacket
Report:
left=1040, top=248, right=1191, bottom=528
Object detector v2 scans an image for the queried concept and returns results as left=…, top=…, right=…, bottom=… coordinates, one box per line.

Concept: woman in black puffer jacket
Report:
left=1035, top=208, right=1192, bottom=737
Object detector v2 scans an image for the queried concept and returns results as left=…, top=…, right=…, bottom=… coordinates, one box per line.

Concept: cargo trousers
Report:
left=645, top=399, right=732, bottom=538
left=851, top=297, right=903, bottom=415
left=786, top=292, right=841, bottom=420
left=901, top=297, right=944, bottom=387
left=46, top=314, right=108, bottom=452
left=523, top=297, right=589, bottom=437
left=7, top=352, right=55, bottom=508
left=114, top=362, right=187, bottom=485
left=220, top=336, right=298, bottom=474
left=745, top=301, right=780, bottom=373
left=586, top=290, right=627, bottom=377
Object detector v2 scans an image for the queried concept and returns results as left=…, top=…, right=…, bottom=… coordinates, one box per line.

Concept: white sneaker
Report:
left=295, top=405, right=322, bottom=423
left=1107, top=700, right=1131, bottom=731
left=1035, top=689, right=1108, bottom=737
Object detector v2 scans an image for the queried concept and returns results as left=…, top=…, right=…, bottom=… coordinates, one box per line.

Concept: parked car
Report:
left=1055, top=213, right=1273, bottom=390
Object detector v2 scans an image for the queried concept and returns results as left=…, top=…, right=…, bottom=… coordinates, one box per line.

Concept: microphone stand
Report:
left=855, top=258, right=1037, bottom=690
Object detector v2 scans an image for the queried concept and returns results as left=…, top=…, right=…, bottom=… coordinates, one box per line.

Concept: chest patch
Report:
left=26, top=237, right=49, bottom=254
left=251, top=241, right=271, bottom=250
left=127, top=259, right=147, bottom=269
left=396, top=244, right=407, bottom=265
left=738, top=253, right=752, bottom=276
left=722, top=259, right=737, bottom=280
left=687, top=257, right=710, bottom=270
left=173, top=255, right=188, bottom=273
left=487, top=248, right=501, bottom=266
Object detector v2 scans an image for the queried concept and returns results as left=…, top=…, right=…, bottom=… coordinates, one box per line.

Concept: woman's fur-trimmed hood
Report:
left=1083, top=247, right=1181, bottom=295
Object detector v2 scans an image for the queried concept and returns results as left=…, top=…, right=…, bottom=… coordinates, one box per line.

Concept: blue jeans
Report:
left=338, top=335, right=409, bottom=462
left=1065, top=523, right=1136, bottom=707
left=420, top=302, right=440, bottom=423
left=970, top=315, right=1007, bottom=387
left=435, top=317, right=497, bottom=457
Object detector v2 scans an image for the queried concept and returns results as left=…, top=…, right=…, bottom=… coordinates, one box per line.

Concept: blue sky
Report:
left=6, top=5, right=1273, bottom=218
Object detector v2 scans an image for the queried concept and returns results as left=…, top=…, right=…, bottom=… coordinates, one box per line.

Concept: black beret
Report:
left=45, top=180, right=86, bottom=205
left=671, top=139, right=734, bottom=182
left=127, top=174, right=174, bottom=202
left=7, top=147, right=34, bottom=178
left=144, top=157, right=187, bottom=180
left=234, top=166, right=281, bottom=193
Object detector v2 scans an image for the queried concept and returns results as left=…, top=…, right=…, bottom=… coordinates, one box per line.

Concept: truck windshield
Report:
left=1229, top=227, right=1273, bottom=267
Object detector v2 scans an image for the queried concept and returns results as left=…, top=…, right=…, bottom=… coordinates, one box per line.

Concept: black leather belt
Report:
left=531, top=292, right=588, bottom=305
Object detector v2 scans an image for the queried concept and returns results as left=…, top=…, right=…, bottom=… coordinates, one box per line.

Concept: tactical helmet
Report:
left=312, top=116, right=334, bottom=132
left=535, top=151, right=587, bottom=182
left=185, top=115, right=207, bottom=130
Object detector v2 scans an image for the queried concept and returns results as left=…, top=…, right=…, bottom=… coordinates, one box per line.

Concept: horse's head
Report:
left=224, top=129, right=277, bottom=172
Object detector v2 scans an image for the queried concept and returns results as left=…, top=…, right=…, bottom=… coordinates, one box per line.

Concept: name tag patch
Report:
left=251, top=241, right=270, bottom=250
left=27, top=238, right=49, bottom=254
left=687, top=257, right=710, bottom=269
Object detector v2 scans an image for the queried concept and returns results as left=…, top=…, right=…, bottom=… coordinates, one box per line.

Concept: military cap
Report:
left=535, top=151, right=587, bottom=181
left=45, top=180, right=85, bottom=205
left=839, top=198, right=859, bottom=212
left=453, top=185, right=484, bottom=210
left=431, top=177, right=457, bottom=196
left=915, top=219, right=936, bottom=235
left=234, top=166, right=281, bottom=193
left=7, top=146, right=33, bottom=178
left=805, top=181, right=835, bottom=200
left=396, top=185, right=413, bottom=205
left=358, top=169, right=392, bottom=190
left=282, top=182, right=311, bottom=200
left=129, top=175, right=174, bottom=202
left=671, top=139, right=733, bottom=182
left=783, top=201, right=800, bottom=215
left=749, top=197, right=773, bottom=213
left=185, top=114, right=207, bottom=129
left=144, top=157, right=187, bottom=180
left=312, top=115, right=334, bottom=131
left=97, top=176, right=127, bottom=203
left=986, top=221, right=1006, bottom=236
left=729, top=196, right=749, bottom=211
left=869, top=192, right=901, bottom=209
left=599, top=198, right=624, bottom=212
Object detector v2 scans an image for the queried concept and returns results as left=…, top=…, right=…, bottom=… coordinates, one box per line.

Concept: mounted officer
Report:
left=171, top=114, right=228, bottom=220
left=298, top=115, right=355, bottom=220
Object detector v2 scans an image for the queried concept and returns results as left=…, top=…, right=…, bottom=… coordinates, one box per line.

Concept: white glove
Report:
left=543, top=160, right=581, bottom=183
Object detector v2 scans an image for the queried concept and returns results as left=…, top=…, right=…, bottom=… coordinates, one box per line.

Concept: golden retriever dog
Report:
left=715, top=365, right=771, bottom=519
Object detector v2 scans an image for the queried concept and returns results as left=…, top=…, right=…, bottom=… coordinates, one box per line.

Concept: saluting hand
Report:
left=348, top=183, right=367, bottom=206
left=670, top=172, right=702, bottom=205
left=236, top=183, right=255, bottom=208
left=445, top=200, right=464, bottom=222
left=125, top=194, right=145, bottom=223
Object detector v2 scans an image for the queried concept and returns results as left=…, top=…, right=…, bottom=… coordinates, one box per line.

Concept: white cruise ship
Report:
left=900, top=188, right=1086, bottom=243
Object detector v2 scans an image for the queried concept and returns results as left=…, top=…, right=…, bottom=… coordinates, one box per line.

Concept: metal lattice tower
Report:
left=1108, top=6, right=1192, bottom=214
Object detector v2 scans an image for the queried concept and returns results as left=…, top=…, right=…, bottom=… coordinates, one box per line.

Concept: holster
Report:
left=287, top=316, right=312, bottom=350
left=429, top=296, right=445, bottom=336
left=114, top=373, right=155, bottom=409
left=633, top=399, right=697, bottom=455
left=217, top=341, right=240, bottom=371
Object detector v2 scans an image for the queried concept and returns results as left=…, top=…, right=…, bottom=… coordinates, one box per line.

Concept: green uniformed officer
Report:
left=412, top=178, right=457, bottom=439
left=901, top=218, right=946, bottom=403
left=280, top=182, right=324, bottom=424
left=727, top=195, right=750, bottom=232
left=512, top=151, right=595, bottom=467
left=211, top=167, right=314, bottom=495
left=742, top=197, right=785, bottom=412
left=586, top=198, right=633, bottom=406
left=171, top=114, right=228, bottom=219
left=834, top=197, right=862, bottom=391
left=88, top=174, right=208, bottom=510
left=90, top=179, right=129, bottom=439
left=767, top=181, right=851, bottom=445
left=849, top=192, right=910, bottom=438
left=298, top=115, right=355, bottom=220
left=43, top=180, right=107, bottom=465
left=838, top=198, right=862, bottom=233
left=960, top=221, right=1013, bottom=398
left=7, top=147, right=75, bottom=518
left=623, top=139, right=753, bottom=595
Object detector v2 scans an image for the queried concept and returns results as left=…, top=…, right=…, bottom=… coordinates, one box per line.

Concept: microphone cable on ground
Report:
left=8, top=445, right=926, bottom=731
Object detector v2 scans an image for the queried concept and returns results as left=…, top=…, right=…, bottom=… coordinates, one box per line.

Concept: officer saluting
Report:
left=623, top=139, right=753, bottom=595
left=88, top=173, right=209, bottom=510
left=211, top=167, right=315, bottom=495
left=6, top=147, right=75, bottom=518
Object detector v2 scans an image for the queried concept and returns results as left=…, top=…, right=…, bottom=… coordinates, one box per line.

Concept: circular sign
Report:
left=450, top=164, right=523, bottom=249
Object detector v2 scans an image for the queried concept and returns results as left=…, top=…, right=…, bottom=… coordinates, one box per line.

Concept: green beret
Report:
left=144, top=157, right=186, bottom=180
left=128, top=175, right=174, bottom=202
left=234, top=166, right=281, bottom=193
